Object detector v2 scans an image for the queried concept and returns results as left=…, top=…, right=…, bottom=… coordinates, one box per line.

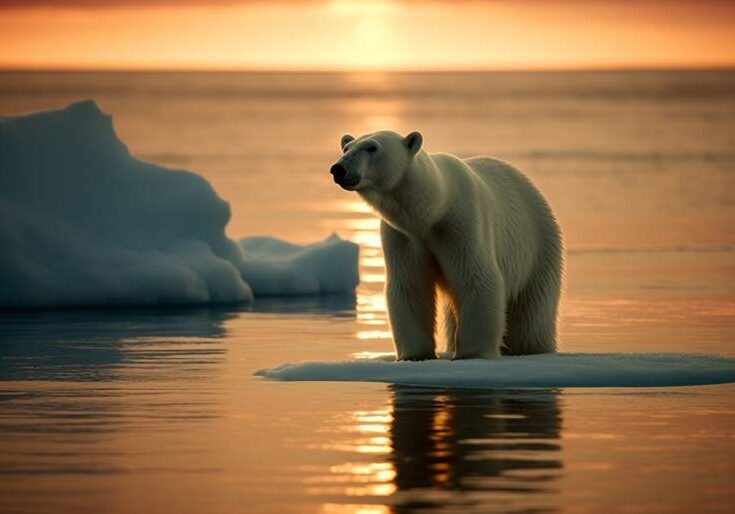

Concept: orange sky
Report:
left=1, top=0, right=734, bottom=70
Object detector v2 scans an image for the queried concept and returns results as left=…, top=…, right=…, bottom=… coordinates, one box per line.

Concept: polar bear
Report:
left=330, top=131, right=563, bottom=360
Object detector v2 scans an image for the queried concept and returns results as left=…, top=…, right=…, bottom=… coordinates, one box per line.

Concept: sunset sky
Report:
left=1, top=0, right=734, bottom=70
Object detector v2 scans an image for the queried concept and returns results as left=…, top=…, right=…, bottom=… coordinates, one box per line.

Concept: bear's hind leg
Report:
left=504, top=262, right=561, bottom=355
left=453, top=277, right=505, bottom=359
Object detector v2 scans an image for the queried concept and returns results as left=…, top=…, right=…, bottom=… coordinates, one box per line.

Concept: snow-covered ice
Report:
left=239, top=235, right=358, bottom=296
left=255, top=352, right=735, bottom=388
left=0, top=100, right=358, bottom=308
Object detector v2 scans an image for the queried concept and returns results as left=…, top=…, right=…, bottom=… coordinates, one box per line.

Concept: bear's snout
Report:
left=330, top=162, right=359, bottom=190
left=330, top=163, right=347, bottom=183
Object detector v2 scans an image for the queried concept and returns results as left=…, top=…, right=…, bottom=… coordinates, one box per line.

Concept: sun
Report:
left=323, top=0, right=402, bottom=70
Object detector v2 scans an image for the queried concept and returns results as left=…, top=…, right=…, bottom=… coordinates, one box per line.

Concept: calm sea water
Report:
left=1, top=71, right=734, bottom=514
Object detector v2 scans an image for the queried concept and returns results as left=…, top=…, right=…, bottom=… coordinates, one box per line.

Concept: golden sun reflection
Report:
left=361, top=273, right=387, bottom=284
left=358, top=321, right=386, bottom=327
left=352, top=231, right=383, bottom=249
left=356, top=292, right=389, bottom=337
left=354, top=424, right=391, bottom=434
left=331, top=462, right=394, bottom=478
left=360, top=256, right=386, bottom=269
left=361, top=248, right=382, bottom=258
left=358, top=293, right=387, bottom=313
left=321, top=504, right=391, bottom=514
left=357, top=330, right=392, bottom=340
left=320, top=408, right=398, bottom=499
left=336, top=218, right=382, bottom=231
left=345, top=483, right=397, bottom=497
left=331, top=199, right=374, bottom=215
left=356, top=437, right=392, bottom=455
left=352, top=351, right=394, bottom=360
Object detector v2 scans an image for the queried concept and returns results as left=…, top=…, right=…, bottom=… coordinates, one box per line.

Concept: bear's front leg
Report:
left=382, top=222, right=437, bottom=361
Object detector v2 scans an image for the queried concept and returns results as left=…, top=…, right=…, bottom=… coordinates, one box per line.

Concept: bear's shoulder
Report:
left=428, top=153, right=510, bottom=175
left=461, top=156, right=527, bottom=182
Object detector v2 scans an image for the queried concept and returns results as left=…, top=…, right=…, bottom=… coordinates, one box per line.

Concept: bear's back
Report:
left=460, top=155, right=562, bottom=295
left=462, top=156, right=555, bottom=225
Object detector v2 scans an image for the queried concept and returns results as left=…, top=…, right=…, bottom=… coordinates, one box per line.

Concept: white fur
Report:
left=332, top=131, right=563, bottom=360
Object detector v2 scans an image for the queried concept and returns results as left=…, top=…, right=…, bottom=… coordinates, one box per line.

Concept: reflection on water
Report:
left=322, top=387, right=562, bottom=514
left=0, top=308, right=235, bottom=381
left=0, top=296, right=358, bottom=382
left=0, top=310, right=227, bottom=481
left=249, top=294, right=357, bottom=316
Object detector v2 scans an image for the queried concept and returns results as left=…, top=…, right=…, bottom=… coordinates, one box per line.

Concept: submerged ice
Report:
left=0, top=101, right=358, bottom=308
left=256, top=352, right=735, bottom=388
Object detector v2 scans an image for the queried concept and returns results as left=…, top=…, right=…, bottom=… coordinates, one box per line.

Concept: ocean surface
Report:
left=1, top=70, right=734, bottom=513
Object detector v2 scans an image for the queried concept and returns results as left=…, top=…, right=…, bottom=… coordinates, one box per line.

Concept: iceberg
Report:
left=0, top=100, right=358, bottom=309
left=239, top=235, right=359, bottom=296
left=255, top=352, right=735, bottom=388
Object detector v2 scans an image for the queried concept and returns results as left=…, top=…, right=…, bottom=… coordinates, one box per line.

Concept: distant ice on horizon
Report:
left=0, top=100, right=358, bottom=308
left=256, top=352, right=735, bottom=388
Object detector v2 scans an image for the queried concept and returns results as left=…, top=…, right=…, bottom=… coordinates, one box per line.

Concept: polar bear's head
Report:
left=330, top=130, right=423, bottom=192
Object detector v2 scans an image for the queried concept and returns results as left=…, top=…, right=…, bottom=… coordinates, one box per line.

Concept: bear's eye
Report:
left=365, top=144, right=378, bottom=154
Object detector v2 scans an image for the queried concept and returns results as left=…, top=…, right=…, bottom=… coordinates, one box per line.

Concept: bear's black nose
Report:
left=330, top=163, right=347, bottom=184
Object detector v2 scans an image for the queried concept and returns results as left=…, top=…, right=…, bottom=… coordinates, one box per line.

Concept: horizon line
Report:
left=2, top=64, right=735, bottom=74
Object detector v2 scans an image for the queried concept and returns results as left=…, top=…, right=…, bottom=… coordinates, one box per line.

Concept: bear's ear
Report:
left=341, top=134, right=355, bottom=151
left=404, top=131, right=423, bottom=156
